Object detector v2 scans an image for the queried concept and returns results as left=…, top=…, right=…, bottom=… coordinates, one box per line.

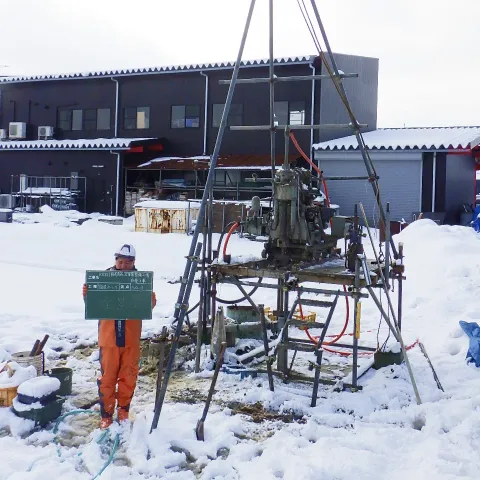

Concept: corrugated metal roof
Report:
left=0, top=137, right=152, bottom=150
left=0, top=56, right=314, bottom=84
left=313, top=127, right=480, bottom=151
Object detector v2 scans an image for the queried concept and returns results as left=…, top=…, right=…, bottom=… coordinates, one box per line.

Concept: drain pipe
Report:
left=110, top=150, right=121, bottom=216
left=200, top=71, right=209, bottom=155
left=309, top=61, right=315, bottom=169
left=110, top=77, right=119, bottom=137
left=432, top=151, right=437, bottom=212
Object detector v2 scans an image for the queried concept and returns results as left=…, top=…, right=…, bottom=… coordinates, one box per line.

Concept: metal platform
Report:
left=212, top=256, right=380, bottom=287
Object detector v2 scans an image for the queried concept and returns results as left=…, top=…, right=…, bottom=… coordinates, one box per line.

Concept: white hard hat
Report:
left=115, top=244, right=136, bottom=259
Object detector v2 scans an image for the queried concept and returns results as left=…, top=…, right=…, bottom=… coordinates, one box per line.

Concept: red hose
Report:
left=301, top=286, right=350, bottom=346
left=289, top=131, right=330, bottom=208
left=223, top=222, right=239, bottom=258
left=289, top=132, right=350, bottom=351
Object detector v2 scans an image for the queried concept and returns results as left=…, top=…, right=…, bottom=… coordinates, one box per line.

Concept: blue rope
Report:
left=52, top=409, right=120, bottom=478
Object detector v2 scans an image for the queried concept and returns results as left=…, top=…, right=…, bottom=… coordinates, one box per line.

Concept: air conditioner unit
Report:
left=38, top=125, right=54, bottom=140
left=0, top=129, right=7, bottom=141
left=0, top=194, right=14, bottom=209
left=9, top=122, right=27, bottom=140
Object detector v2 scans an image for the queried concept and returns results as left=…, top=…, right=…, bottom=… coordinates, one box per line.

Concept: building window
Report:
left=171, top=105, right=200, bottom=129
left=72, top=109, right=83, bottom=131
left=97, top=108, right=111, bottom=130
left=274, top=101, right=306, bottom=126
left=84, top=109, right=97, bottom=131
left=289, top=101, right=306, bottom=125
left=58, top=109, right=72, bottom=130
left=124, top=107, right=150, bottom=129
left=212, top=103, right=243, bottom=127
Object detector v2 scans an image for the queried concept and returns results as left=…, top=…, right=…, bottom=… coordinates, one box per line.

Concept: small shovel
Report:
left=195, top=342, right=227, bottom=441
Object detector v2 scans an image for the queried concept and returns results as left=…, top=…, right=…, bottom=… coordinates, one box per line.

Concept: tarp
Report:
left=459, top=320, right=480, bottom=367
left=471, top=206, right=480, bottom=232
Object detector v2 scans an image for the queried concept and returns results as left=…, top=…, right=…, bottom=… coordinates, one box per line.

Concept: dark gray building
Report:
left=314, top=127, right=480, bottom=224
left=0, top=54, right=379, bottom=214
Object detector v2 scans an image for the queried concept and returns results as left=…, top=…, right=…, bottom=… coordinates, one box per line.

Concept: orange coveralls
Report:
left=97, top=318, right=142, bottom=418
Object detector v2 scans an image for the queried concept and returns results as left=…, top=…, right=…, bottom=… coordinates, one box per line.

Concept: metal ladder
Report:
left=276, top=292, right=340, bottom=405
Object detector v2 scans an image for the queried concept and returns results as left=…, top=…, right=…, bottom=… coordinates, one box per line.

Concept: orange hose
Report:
left=223, top=222, right=239, bottom=258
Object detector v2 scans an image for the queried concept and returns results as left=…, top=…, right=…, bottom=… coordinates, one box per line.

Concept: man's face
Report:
left=115, top=256, right=135, bottom=270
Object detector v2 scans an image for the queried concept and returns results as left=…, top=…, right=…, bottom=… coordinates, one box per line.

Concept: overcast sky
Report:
left=2, top=0, right=478, bottom=128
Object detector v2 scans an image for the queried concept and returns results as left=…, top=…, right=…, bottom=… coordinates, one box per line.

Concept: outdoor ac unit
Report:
left=8, top=122, right=27, bottom=140
left=0, top=129, right=7, bottom=141
left=38, top=125, right=54, bottom=140
left=0, top=194, right=14, bottom=209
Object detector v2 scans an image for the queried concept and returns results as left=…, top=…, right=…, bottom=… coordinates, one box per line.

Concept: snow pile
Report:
left=1, top=214, right=480, bottom=477
left=17, top=376, right=60, bottom=398
left=0, top=362, right=37, bottom=388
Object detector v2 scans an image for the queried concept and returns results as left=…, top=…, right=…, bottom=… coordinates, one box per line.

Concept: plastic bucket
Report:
left=226, top=305, right=258, bottom=323
left=11, top=351, right=44, bottom=376
left=44, top=367, right=73, bottom=396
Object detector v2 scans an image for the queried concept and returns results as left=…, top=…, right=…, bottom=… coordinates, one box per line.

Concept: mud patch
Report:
left=226, top=401, right=306, bottom=424
left=170, top=387, right=206, bottom=404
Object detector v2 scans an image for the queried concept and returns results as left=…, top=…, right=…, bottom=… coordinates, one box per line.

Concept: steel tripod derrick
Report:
left=150, top=0, right=402, bottom=432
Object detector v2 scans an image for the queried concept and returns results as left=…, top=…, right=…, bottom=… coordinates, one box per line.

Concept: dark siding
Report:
left=318, top=53, right=378, bottom=142
left=0, top=57, right=378, bottom=156
left=0, top=150, right=117, bottom=213
left=0, top=56, right=379, bottom=213
left=444, top=153, right=475, bottom=223
left=0, top=79, right=116, bottom=140
left=434, top=153, right=446, bottom=213
left=206, top=64, right=312, bottom=156
left=421, top=152, right=433, bottom=212
left=118, top=73, right=205, bottom=156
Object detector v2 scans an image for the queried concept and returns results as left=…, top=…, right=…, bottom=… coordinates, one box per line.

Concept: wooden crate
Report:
left=0, top=386, right=18, bottom=407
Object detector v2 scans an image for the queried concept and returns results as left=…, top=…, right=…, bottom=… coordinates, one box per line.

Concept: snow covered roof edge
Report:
left=313, top=127, right=480, bottom=151
left=0, top=137, right=153, bottom=150
left=0, top=56, right=315, bottom=84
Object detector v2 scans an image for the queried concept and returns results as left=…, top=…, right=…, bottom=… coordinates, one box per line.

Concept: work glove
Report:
left=152, top=292, right=157, bottom=309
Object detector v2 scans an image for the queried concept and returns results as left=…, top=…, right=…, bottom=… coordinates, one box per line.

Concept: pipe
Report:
left=110, top=77, right=119, bottom=137
left=309, top=62, right=315, bottom=162
left=432, top=151, right=437, bottom=212
left=110, top=150, right=121, bottom=216
left=200, top=72, right=209, bottom=155
left=268, top=0, right=276, bottom=192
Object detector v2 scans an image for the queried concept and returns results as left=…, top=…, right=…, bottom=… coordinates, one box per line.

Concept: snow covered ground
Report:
left=1, top=210, right=480, bottom=479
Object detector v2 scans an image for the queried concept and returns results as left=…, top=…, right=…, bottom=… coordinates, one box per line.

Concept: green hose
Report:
left=92, top=432, right=120, bottom=480
left=52, top=409, right=120, bottom=479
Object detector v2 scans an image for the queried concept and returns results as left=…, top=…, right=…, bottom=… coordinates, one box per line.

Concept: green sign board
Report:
left=85, top=270, right=154, bottom=320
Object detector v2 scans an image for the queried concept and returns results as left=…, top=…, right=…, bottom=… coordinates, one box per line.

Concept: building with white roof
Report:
left=313, top=126, right=480, bottom=224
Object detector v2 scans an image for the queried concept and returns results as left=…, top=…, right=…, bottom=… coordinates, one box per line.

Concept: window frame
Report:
left=57, top=108, right=72, bottom=131
left=171, top=104, right=201, bottom=129
left=97, top=108, right=111, bottom=130
left=274, top=100, right=306, bottom=126
left=124, top=106, right=150, bottom=130
left=212, top=103, right=243, bottom=128
left=83, top=108, right=97, bottom=131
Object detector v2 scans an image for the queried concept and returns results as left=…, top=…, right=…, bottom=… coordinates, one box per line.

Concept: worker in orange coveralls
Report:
left=83, top=244, right=157, bottom=429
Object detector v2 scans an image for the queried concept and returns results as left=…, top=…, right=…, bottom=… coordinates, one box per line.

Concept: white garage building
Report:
left=313, top=126, right=480, bottom=224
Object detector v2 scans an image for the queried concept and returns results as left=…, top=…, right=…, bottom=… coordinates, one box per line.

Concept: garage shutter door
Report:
left=316, top=152, right=422, bottom=223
